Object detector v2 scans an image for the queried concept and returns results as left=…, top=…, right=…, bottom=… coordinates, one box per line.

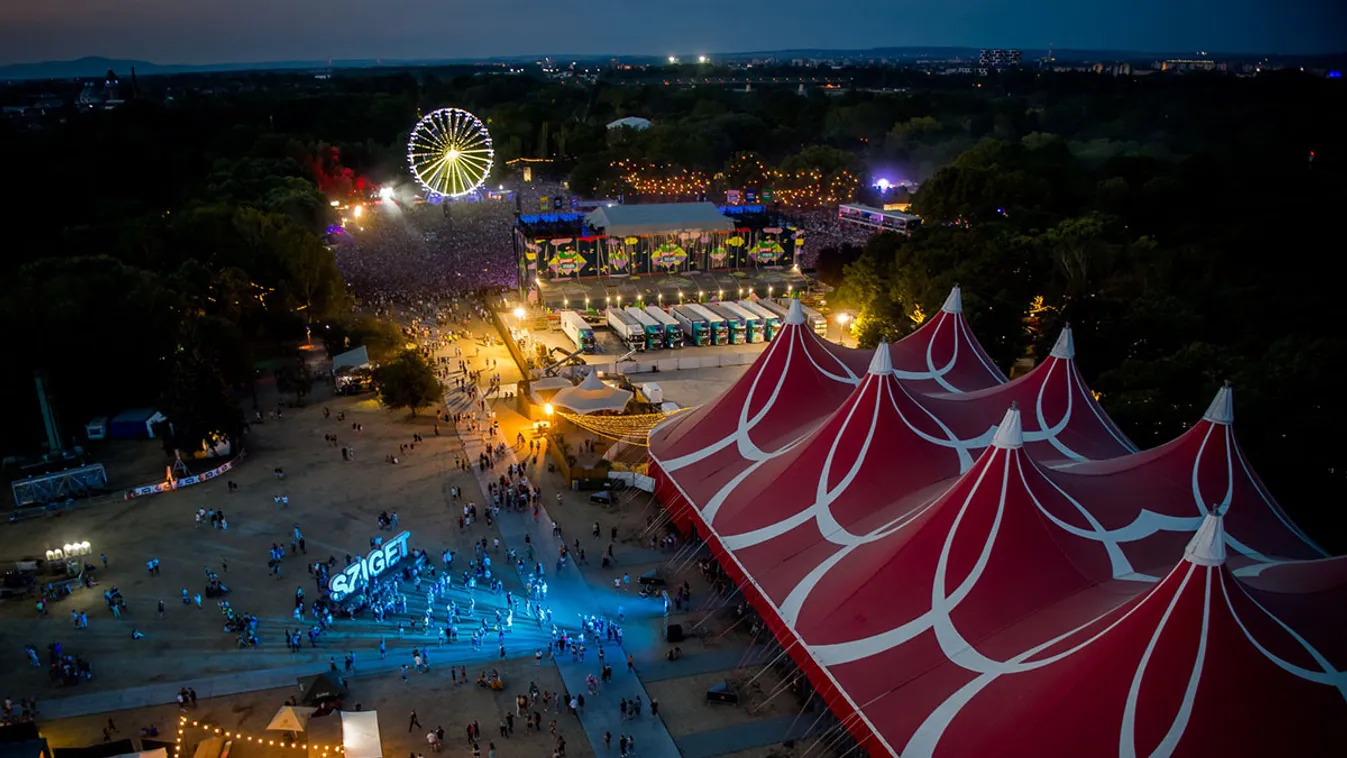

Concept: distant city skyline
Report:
left=0, top=0, right=1342, bottom=67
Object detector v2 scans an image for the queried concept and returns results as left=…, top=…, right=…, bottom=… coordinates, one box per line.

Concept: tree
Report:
left=323, top=316, right=405, bottom=363
left=275, top=356, right=315, bottom=406
left=372, top=351, right=441, bottom=416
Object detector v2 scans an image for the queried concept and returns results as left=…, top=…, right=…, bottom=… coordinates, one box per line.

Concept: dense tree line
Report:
left=0, top=98, right=347, bottom=458
left=827, top=72, right=1346, bottom=545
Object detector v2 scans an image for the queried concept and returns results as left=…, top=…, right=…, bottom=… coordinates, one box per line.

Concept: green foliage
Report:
left=322, top=316, right=406, bottom=364
left=372, top=351, right=442, bottom=417
left=0, top=96, right=352, bottom=458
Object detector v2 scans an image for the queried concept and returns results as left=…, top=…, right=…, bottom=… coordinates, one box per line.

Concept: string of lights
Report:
left=556, top=408, right=694, bottom=445
left=608, top=160, right=859, bottom=207
left=174, top=715, right=344, bottom=758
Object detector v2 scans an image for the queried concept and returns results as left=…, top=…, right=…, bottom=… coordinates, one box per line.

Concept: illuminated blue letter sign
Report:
left=330, top=531, right=412, bottom=601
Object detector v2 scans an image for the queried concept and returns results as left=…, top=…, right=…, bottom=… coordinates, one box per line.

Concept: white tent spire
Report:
left=868, top=340, right=893, bottom=375
left=1183, top=511, right=1227, bottom=567
left=1202, top=383, right=1234, bottom=425
left=1049, top=324, right=1075, bottom=360
left=941, top=285, right=963, bottom=314
left=992, top=403, right=1024, bottom=450
left=785, top=297, right=806, bottom=326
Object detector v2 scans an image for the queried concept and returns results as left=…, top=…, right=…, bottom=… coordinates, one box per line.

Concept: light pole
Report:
left=835, top=312, right=852, bottom=347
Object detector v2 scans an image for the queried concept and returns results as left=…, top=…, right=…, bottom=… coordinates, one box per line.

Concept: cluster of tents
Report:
left=649, top=290, right=1344, bottom=756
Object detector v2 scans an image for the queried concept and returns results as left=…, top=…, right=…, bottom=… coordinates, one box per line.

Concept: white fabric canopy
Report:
left=341, top=711, right=382, bottom=758
left=266, top=705, right=317, bottom=732
left=333, top=346, right=370, bottom=372
left=551, top=372, right=632, bottom=414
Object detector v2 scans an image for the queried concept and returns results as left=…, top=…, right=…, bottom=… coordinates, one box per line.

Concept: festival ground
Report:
left=1, top=308, right=827, bottom=758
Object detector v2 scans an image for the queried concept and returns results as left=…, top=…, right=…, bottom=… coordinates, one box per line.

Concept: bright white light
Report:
left=513, top=307, right=526, bottom=320
left=698, top=55, right=708, bottom=64
left=875, top=178, right=892, bottom=190
left=352, top=205, right=363, bottom=218
left=378, top=187, right=394, bottom=200
left=668, top=56, right=678, bottom=64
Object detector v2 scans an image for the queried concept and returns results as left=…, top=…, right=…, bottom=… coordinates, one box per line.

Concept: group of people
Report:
left=333, top=188, right=559, bottom=303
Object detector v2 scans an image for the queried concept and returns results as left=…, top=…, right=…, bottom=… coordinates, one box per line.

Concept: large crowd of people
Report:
left=334, top=182, right=570, bottom=303
left=791, top=208, right=876, bottom=268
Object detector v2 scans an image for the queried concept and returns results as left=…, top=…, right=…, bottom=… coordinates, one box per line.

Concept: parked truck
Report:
left=559, top=310, right=597, bottom=353
left=670, top=305, right=711, bottom=347
left=700, top=303, right=745, bottom=345
left=643, top=305, right=684, bottom=349
left=625, top=307, right=665, bottom=351
left=737, top=300, right=782, bottom=340
left=721, top=302, right=764, bottom=343
left=605, top=307, right=646, bottom=352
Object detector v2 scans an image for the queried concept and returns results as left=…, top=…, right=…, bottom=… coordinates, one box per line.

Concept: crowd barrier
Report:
left=124, top=453, right=244, bottom=500
left=607, top=471, right=656, bottom=492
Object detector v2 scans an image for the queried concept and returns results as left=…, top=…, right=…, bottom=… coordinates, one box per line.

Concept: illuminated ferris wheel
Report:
left=406, top=107, right=494, bottom=198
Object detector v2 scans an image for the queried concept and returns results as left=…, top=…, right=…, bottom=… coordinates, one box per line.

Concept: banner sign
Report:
left=329, top=531, right=412, bottom=601
left=125, top=458, right=237, bottom=500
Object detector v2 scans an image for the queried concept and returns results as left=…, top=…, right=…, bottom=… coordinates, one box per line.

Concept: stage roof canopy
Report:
left=585, top=202, right=736, bottom=236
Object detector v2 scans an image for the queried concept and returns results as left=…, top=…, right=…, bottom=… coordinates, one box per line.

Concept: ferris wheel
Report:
left=406, top=107, right=494, bottom=198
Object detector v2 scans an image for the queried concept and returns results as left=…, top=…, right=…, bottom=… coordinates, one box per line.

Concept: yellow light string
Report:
left=175, top=716, right=342, bottom=754
left=555, top=408, right=693, bottom=445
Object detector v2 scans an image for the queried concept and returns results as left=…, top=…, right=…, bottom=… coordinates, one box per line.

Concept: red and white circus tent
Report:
left=652, top=299, right=863, bottom=526
left=888, top=285, right=1007, bottom=394
left=920, top=325, right=1137, bottom=462
left=649, top=300, right=1340, bottom=756
left=1047, top=384, right=1329, bottom=574
left=918, top=515, right=1347, bottom=757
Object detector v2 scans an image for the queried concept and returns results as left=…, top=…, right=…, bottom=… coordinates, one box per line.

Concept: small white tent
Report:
left=341, top=710, right=382, bottom=758
left=551, top=371, right=633, bottom=414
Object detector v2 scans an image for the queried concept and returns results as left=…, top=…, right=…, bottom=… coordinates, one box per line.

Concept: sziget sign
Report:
left=329, top=531, right=412, bottom=601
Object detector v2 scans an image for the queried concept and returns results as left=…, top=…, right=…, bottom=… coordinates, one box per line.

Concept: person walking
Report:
left=409, top=710, right=422, bottom=732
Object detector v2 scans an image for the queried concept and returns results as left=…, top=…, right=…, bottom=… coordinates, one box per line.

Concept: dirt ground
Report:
left=38, top=661, right=591, bottom=758
left=2, top=302, right=835, bottom=758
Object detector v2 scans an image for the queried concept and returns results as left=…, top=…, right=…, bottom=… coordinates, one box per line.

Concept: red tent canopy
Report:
left=651, top=300, right=862, bottom=526
left=922, top=516, right=1347, bottom=757
left=649, top=299, right=1338, bottom=754
left=921, top=325, right=1137, bottom=462
left=889, top=286, right=1007, bottom=394
left=1046, top=385, right=1328, bottom=575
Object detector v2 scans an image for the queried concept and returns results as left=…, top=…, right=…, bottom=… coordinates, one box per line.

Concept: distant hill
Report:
left=3, top=48, right=1342, bottom=81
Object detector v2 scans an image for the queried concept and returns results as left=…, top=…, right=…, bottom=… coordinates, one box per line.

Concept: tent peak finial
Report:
left=941, top=285, right=963, bottom=314
left=1202, top=384, right=1234, bottom=425
left=992, top=405, right=1023, bottom=450
left=867, top=340, right=894, bottom=376
left=1049, top=325, right=1075, bottom=360
left=785, top=298, right=806, bottom=326
left=1183, top=512, right=1227, bottom=567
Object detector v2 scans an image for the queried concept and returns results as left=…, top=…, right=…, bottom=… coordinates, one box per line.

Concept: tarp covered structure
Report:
left=649, top=288, right=1342, bottom=756
left=339, top=711, right=381, bottom=758
left=266, top=706, right=317, bottom=732
left=332, top=346, right=370, bottom=372
left=551, top=371, right=632, bottom=414
left=296, top=672, right=345, bottom=706
left=584, top=202, right=736, bottom=236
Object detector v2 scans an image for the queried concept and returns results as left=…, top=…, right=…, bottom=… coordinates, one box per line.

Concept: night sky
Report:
left=1, top=0, right=1341, bottom=66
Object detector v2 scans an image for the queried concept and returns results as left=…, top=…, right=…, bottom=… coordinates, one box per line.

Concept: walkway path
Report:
left=677, top=714, right=831, bottom=758
left=450, top=380, right=681, bottom=758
